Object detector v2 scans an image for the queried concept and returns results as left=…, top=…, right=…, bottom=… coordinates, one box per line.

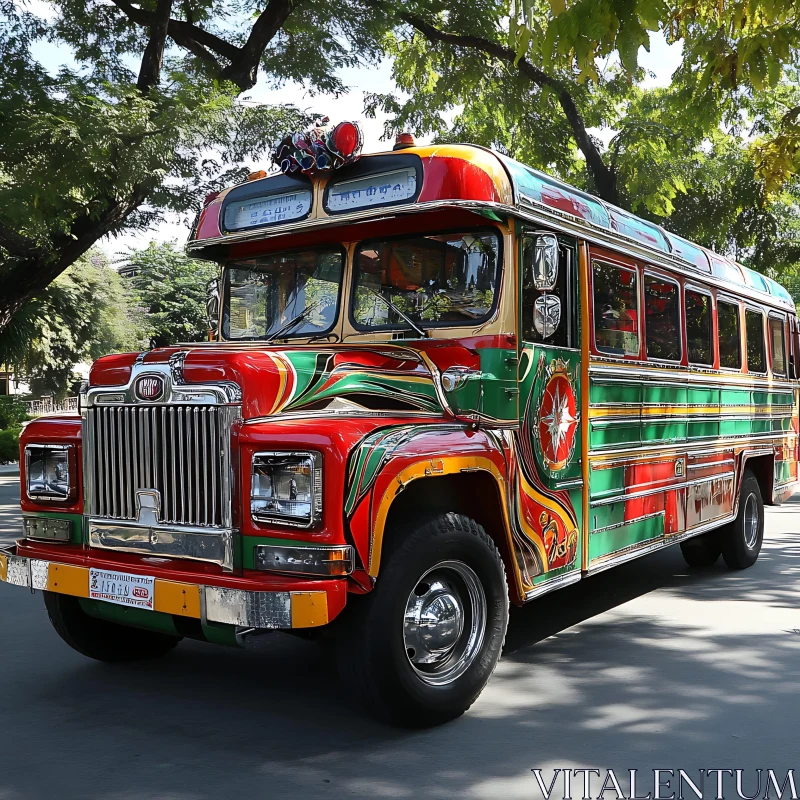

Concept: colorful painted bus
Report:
left=3, top=131, right=798, bottom=727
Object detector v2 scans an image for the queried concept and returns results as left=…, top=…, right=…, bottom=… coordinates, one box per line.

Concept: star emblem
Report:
left=541, top=385, right=576, bottom=457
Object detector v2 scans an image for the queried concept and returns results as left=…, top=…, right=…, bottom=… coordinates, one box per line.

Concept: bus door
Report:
left=514, top=229, right=583, bottom=592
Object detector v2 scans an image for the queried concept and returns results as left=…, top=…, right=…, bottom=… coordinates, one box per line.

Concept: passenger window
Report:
left=770, top=317, right=786, bottom=376
left=593, top=262, right=639, bottom=356
left=685, top=289, right=713, bottom=365
left=644, top=275, right=680, bottom=361
left=718, top=301, right=741, bottom=369
left=745, top=309, right=766, bottom=373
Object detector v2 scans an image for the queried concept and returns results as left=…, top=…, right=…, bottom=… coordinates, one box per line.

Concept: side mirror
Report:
left=534, top=294, right=562, bottom=339
left=206, top=277, right=220, bottom=337
left=527, top=233, right=559, bottom=291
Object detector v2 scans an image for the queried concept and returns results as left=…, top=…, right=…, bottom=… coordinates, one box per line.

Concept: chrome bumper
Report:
left=0, top=547, right=328, bottom=630
left=88, top=520, right=235, bottom=572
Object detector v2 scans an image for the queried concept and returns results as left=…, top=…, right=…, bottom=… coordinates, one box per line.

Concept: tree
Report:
left=0, top=0, right=391, bottom=328
left=0, top=250, right=143, bottom=398
left=124, top=241, right=218, bottom=347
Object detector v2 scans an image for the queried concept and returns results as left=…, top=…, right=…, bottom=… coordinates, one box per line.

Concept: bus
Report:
left=3, top=126, right=798, bottom=727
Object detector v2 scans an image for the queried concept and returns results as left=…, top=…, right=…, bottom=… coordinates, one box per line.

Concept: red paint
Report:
left=194, top=200, right=222, bottom=240
left=419, top=157, right=502, bottom=203
left=89, top=352, right=139, bottom=386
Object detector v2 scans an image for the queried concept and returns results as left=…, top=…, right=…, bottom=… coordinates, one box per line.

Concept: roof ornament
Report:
left=271, top=118, right=363, bottom=175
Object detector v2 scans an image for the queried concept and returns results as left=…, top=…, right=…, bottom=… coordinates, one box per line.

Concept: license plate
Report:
left=89, top=569, right=155, bottom=611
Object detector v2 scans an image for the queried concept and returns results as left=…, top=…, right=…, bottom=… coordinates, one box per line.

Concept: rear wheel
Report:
left=679, top=532, right=721, bottom=567
left=336, top=513, right=508, bottom=727
left=720, top=470, right=764, bottom=570
left=44, top=592, right=181, bottom=662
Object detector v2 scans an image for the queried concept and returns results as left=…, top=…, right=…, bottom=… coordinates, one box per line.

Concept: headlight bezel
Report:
left=25, top=444, right=76, bottom=504
left=251, top=450, right=322, bottom=529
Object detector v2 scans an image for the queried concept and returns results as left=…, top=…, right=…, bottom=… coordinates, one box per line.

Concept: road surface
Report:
left=1, top=470, right=798, bottom=799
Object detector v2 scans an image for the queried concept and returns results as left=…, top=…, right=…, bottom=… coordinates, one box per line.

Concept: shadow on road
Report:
left=1, top=488, right=799, bottom=797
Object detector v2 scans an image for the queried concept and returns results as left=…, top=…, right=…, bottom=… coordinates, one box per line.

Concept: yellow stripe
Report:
left=154, top=580, right=201, bottom=618
left=290, top=592, right=328, bottom=628
left=0, top=552, right=7, bottom=584
left=46, top=563, right=88, bottom=597
left=580, top=242, right=591, bottom=573
left=589, top=404, right=794, bottom=418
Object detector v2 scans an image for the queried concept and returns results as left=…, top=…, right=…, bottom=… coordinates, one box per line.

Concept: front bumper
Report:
left=0, top=545, right=338, bottom=630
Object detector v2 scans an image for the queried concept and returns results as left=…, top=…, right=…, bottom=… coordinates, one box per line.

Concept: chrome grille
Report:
left=86, top=405, right=235, bottom=527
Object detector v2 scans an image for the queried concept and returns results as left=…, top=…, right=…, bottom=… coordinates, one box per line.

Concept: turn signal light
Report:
left=246, top=170, right=267, bottom=181
left=254, top=544, right=354, bottom=577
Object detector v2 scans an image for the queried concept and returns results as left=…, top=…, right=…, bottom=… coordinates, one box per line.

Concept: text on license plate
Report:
left=89, top=569, right=155, bottom=611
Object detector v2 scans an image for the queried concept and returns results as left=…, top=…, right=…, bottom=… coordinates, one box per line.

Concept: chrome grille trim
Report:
left=86, top=404, right=237, bottom=529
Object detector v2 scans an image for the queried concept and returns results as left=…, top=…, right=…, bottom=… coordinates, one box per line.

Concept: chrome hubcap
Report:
left=403, top=560, right=486, bottom=686
left=744, top=493, right=759, bottom=549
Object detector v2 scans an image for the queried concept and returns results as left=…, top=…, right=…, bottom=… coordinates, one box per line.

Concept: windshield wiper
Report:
left=366, top=288, right=428, bottom=338
left=266, top=299, right=322, bottom=343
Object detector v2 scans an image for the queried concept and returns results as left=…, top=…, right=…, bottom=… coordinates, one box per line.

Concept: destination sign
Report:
left=227, top=189, right=312, bottom=231
left=327, top=168, right=417, bottom=212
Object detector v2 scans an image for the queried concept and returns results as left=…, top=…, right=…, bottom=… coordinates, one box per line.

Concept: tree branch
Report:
left=137, top=0, right=173, bottom=92
left=220, top=0, right=294, bottom=90
left=393, top=9, right=619, bottom=205
left=110, top=0, right=240, bottom=65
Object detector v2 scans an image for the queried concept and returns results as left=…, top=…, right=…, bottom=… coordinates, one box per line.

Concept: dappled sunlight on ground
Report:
left=0, top=479, right=798, bottom=798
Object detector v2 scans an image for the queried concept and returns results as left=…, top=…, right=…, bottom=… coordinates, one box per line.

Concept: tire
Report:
left=679, top=531, right=721, bottom=567
left=720, top=470, right=764, bottom=570
left=336, top=513, right=509, bottom=728
left=43, top=592, right=181, bottom=662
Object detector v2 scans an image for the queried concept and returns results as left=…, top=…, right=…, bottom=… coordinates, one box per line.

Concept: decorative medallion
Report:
left=535, top=359, right=579, bottom=472
left=134, top=374, right=165, bottom=402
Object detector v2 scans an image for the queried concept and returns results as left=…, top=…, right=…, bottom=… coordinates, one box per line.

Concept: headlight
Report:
left=25, top=445, right=74, bottom=503
left=251, top=451, right=322, bottom=527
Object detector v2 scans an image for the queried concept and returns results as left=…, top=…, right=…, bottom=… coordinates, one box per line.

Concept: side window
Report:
left=593, top=262, right=639, bottom=356
left=718, top=300, right=741, bottom=369
left=685, top=289, right=713, bottom=365
left=522, top=235, right=570, bottom=347
left=770, top=316, right=787, bottom=376
left=644, top=274, right=681, bottom=361
left=745, top=309, right=766, bottom=373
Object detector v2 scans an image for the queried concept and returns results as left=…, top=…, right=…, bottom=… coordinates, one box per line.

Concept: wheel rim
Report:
left=403, top=560, right=487, bottom=686
left=743, top=493, right=760, bottom=550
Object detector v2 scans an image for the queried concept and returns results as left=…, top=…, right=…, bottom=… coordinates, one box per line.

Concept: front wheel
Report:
left=44, top=592, right=181, bottom=662
left=720, top=470, right=764, bottom=570
left=336, top=513, right=508, bottom=727
left=679, top=531, right=721, bottom=567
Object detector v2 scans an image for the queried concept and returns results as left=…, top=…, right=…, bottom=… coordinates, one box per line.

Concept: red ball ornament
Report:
left=332, top=121, right=359, bottom=157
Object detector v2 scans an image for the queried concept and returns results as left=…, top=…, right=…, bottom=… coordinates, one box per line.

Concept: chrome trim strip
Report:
left=591, top=511, right=665, bottom=534
left=586, top=513, right=739, bottom=576
left=88, top=521, right=235, bottom=572
left=523, top=570, right=582, bottom=602
left=590, top=432, right=793, bottom=459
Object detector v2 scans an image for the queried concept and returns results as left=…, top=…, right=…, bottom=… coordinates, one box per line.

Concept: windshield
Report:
left=352, top=231, right=501, bottom=331
left=223, top=248, right=343, bottom=340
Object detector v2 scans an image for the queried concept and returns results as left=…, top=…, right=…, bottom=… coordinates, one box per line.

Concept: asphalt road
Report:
left=1, top=470, right=799, bottom=799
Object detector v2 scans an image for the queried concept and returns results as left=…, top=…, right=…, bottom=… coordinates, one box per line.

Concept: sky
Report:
left=26, top=6, right=684, bottom=259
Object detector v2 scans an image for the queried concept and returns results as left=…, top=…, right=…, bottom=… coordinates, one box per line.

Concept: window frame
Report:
left=643, top=269, right=683, bottom=364
left=684, top=284, right=715, bottom=368
left=348, top=226, right=504, bottom=334
left=716, top=295, right=743, bottom=372
left=744, top=305, right=768, bottom=375
left=591, top=258, right=642, bottom=361
left=221, top=244, right=347, bottom=341
left=768, top=312, right=788, bottom=378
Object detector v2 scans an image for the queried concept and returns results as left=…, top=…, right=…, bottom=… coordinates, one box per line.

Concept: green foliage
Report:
left=124, top=241, right=218, bottom=347
left=0, top=249, right=143, bottom=398
left=0, top=426, right=22, bottom=463
left=0, top=397, right=29, bottom=429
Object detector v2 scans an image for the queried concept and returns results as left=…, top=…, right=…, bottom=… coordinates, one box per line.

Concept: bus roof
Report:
left=188, top=143, right=795, bottom=310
